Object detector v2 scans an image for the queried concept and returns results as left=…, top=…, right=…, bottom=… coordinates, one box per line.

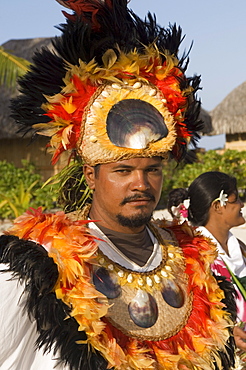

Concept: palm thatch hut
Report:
left=209, top=81, right=246, bottom=150
left=0, top=38, right=69, bottom=180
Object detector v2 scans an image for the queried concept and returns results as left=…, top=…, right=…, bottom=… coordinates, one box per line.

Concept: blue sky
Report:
left=1, top=0, right=246, bottom=150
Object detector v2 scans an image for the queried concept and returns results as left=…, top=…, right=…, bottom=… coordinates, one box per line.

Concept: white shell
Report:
left=108, top=264, right=114, bottom=271
left=132, top=82, right=142, bottom=89
left=161, top=269, right=168, bottom=278
left=93, top=101, right=102, bottom=108
left=154, top=274, right=161, bottom=284
left=89, top=135, right=98, bottom=143
left=138, top=278, right=144, bottom=286
left=146, top=277, right=153, bottom=286
left=127, top=274, right=133, bottom=283
left=118, top=270, right=124, bottom=278
left=101, top=90, right=109, bottom=97
left=112, top=83, right=122, bottom=90
left=149, top=89, right=157, bottom=96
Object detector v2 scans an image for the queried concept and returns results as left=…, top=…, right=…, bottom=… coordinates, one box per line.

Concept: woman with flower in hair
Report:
left=168, top=171, right=246, bottom=355
left=167, top=187, right=190, bottom=224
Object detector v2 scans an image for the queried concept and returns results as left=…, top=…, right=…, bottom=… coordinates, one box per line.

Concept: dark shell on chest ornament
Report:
left=128, top=289, right=158, bottom=328
left=161, top=279, right=184, bottom=308
left=93, top=267, right=121, bottom=299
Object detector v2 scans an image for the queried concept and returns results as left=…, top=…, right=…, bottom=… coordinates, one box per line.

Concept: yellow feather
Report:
left=61, top=96, right=77, bottom=114
left=102, top=49, right=118, bottom=69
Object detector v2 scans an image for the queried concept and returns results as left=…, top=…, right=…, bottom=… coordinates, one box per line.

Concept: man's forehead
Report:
left=101, top=157, right=163, bottom=168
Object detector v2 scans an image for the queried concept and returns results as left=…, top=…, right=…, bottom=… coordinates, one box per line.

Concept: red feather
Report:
left=57, top=0, right=114, bottom=30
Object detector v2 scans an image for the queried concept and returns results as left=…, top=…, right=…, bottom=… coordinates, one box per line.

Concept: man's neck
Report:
left=96, top=223, right=154, bottom=266
left=89, top=208, right=145, bottom=234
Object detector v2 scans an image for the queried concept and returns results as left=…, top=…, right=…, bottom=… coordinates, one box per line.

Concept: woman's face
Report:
left=221, top=191, right=245, bottom=229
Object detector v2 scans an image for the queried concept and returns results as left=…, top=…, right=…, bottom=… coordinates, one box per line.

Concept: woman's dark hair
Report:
left=167, top=188, right=188, bottom=217
left=168, top=171, right=237, bottom=226
left=187, top=171, right=237, bottom=226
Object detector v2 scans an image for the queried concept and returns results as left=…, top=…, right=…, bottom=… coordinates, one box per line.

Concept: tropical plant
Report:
left=0, top=160, right=58, bottom=219
left=0, top=46, right=30, bottom=89
left=0, top=180, right=39, bottom=218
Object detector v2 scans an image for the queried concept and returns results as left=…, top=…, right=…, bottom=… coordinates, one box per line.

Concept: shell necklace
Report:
left=88, top=220, right=192, bottom=339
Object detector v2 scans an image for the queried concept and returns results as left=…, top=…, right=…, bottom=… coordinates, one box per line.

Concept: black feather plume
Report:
left=0, top=234, right=109, bottom=370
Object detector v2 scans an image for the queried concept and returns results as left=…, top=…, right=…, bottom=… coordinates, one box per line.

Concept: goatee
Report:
left=116, top=213, right=152, bottom=228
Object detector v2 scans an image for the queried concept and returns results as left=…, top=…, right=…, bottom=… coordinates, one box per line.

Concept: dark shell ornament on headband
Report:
left=106, top=99, right=168, bottom=149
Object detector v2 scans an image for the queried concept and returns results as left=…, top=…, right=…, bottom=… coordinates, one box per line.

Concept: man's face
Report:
left=84, top=157, right=163, bottom=233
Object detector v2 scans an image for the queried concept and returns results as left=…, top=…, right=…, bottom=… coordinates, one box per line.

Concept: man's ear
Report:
left=83, top=164, right=96, bottom=190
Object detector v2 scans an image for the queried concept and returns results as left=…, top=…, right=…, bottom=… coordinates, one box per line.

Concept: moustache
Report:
left=120, top=193, right=155, bottom=205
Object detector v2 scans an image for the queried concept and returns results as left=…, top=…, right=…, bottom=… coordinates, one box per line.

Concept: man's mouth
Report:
left=128, top=199, right=151, bottom=205
left=121, top=194, right=155, bottom=205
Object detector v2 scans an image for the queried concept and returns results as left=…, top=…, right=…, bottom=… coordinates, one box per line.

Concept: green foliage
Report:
left=0, top=160, right=58, bottom=219
left=1, top=150, right=246, bottom=218
left=44, top=159, right=92, bottom=213
left=161, top=150, right=246, bottom=207
left=0, top=47, right=30, bottom=90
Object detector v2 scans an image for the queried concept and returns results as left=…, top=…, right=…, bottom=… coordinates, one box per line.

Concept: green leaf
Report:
left=0, top=199, right=8, bottom=208
left=0, top=160, right=58, bottom=219
left=237, top=276, right=246, bottom=291
left=224, top=261, right=246, bottom=301
left=0, top=46, right=30, bottom=89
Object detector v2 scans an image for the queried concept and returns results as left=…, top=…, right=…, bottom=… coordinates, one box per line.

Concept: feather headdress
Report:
left=11, top=0, right=203, bottom=166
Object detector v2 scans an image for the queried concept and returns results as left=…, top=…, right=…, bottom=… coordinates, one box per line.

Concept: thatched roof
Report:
left=199, top=108, right=212, bottom=134
left=209, top=81, right=246, bottom=135
left=0, top=38, right=54, bottom=139
left=2, top=38, right=54, bottom=62
left=0, top=37, right=212, bottom=139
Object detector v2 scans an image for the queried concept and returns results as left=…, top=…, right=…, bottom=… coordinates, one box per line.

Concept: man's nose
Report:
left=130, top=171, right=150, bottom=191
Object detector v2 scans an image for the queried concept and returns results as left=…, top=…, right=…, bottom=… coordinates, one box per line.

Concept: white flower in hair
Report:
left=171, top=198, right=190, bottom=222
left=183, top=198, right=190, bottom=210
left=171, top=206, right=180, bottom=218
left=214, top=190, right=228, bottom=207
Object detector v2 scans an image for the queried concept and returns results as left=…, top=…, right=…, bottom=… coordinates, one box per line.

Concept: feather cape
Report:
left=0, top=208, right=236, bottom=369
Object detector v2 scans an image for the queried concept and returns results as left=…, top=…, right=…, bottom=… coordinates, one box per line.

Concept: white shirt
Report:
left=197, top=226, right=246, bottom=277
left=0, top=264, right=68, bottom=370
left=88, top=222, right=162, bottom=272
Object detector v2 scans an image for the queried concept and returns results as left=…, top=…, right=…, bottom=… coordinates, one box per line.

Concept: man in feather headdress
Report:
left=0, top=1, right=238, bottom=369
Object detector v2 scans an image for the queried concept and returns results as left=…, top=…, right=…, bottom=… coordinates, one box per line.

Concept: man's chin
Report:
left=116, top=212, right=152, bottom=229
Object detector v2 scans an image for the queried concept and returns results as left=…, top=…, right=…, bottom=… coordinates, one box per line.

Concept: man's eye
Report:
left=115, top=169, right=130, bottom=173
left=147, top=168, right=161, bottom=173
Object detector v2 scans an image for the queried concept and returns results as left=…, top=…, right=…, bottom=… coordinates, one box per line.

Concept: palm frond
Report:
left=0, top=47, right=31, bottom=89
left=43, top=158, right=92, bottom=213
